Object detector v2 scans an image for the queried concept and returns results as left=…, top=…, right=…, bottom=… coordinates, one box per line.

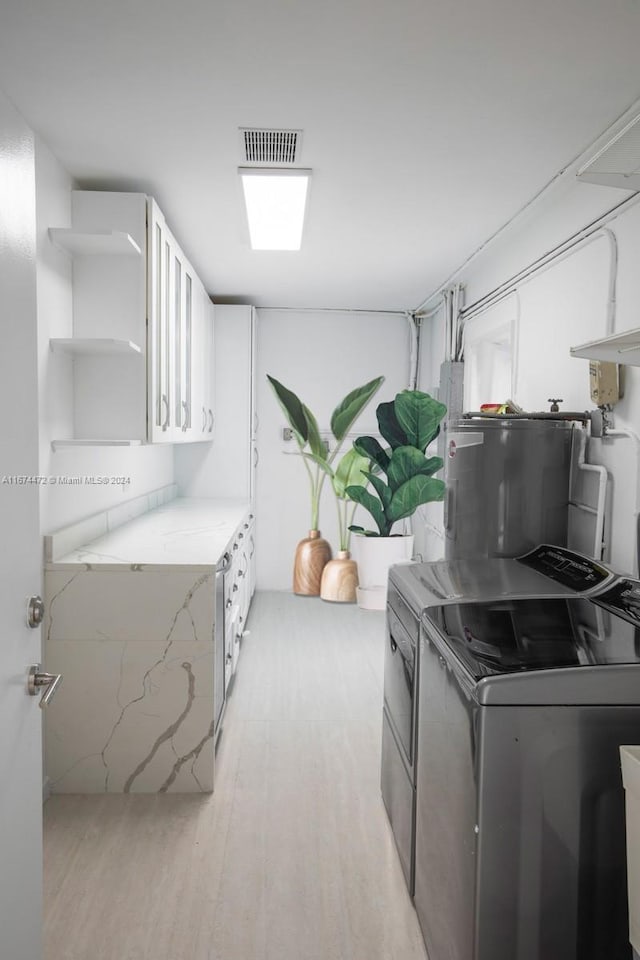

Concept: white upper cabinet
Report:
left=207, top=304, right=256, bottom=502
left=51, top=190, right=214, bottom=446
left=191, top=280, right=215, bottom=440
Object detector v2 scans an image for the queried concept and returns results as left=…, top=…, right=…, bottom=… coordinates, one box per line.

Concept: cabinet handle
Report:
left=181, top=400, right=189, bottom=432
left=161, top=394, right=170, bottom=431
left=253, top=448, right=259, bottom=467
left=28, top=664, right=63, bottom=708
left=208, top=409, right=214, bottom=433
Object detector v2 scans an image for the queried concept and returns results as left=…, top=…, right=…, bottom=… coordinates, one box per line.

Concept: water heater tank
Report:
left=444, top=418, right=575, bottom=561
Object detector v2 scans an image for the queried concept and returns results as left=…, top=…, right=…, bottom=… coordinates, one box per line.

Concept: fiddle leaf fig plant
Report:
left=347, top=389, right=447, bottom=537
left=267, top=374, right=384, bottom=530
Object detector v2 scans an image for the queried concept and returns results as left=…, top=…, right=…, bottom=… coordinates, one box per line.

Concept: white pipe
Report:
left=602, top=227, right=618, bottom=336
left=511, top=291, right=521, bottom=400
left=598, top=427, right=640, bottom=573
left=406, top=311, right=418, bottom=390
left=460, top=227, right=619, bottom=327
left=603, top=427, right=640, bottom=514
left=572, top=430, right=608, bottom=560
left=414, top=189, right=639, bottom=317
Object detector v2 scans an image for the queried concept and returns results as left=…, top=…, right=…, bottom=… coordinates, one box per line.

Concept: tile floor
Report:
left=43, top=591, right=428, bottom=960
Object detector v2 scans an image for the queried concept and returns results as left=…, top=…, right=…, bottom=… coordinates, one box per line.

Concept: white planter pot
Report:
left=351, top=533, right=414, bottom=610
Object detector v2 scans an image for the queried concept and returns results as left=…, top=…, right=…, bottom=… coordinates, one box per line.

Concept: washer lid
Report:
left=389, top=553, right=595, bottom=618
left=423, top=593, right=640, bottom=705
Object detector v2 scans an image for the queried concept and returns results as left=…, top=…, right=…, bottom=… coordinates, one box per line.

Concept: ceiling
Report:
left=1, top=0, right=640, bottom=311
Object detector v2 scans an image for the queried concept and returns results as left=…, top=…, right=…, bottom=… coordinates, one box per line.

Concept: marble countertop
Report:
left=46, top=498, right=251, bottom=570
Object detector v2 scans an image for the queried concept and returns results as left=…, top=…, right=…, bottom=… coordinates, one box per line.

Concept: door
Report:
left=0, top=95, right=44, bottom=959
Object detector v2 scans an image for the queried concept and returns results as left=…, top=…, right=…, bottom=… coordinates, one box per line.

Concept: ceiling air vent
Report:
left=240, top=128, right=302, bottom=165
left=577, top=114, right=640, bottom=191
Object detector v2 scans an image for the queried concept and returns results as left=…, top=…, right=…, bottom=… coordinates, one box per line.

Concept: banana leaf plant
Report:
left=346, top=389, right=447, bottom=537
left=328, top=448, right=370, bottom=552
left=266, top=374, right=384, bottom=531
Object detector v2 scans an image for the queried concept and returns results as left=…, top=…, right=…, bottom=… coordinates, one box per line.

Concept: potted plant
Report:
left=267, top=374, right=384, bottom=596
left=346, top=389, right=447, bottom=609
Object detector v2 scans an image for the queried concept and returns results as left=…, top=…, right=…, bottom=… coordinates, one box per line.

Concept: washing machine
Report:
left=390, top=545, right=640, bottom=960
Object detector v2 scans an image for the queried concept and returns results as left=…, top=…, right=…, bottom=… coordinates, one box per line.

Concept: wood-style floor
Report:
left=43, top=592, right=428, bottom=960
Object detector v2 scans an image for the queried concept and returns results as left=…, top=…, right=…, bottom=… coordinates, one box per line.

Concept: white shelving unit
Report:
left=50, top=338, right=142, bottom=356
left=570, top=328, right=640, bottom=366
left=48, top=228, right=142, bottom=257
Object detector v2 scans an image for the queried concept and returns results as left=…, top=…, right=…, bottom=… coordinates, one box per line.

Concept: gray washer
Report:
left=390, top=550, right=638, bottom=960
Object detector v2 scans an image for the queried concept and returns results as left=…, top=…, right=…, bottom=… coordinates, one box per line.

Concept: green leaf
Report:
left=387, top=475, right=446, bottom=523
left=267, top=375, right=308, bottom=444
left=344, top=485, right=387, bottom=535
left=301, top=452, right=334, bottom=479
left=348, top=525, right=382, bottom=537
left=394, top=390, right=447, bottom=452
left=377, top=400, right=409, bottom=449
left=421, top=455, right=445, bottom=476
left=330, top=376, right=384, bottom=441
left=386, top=447, right=444, bottom=492
left=363, top=471, right=392, bottom=511
left=333, top=448, right=369, bottom=498
left=303, top=405, right=327, bottom=461
left=354, top=436, right=390, bottom=473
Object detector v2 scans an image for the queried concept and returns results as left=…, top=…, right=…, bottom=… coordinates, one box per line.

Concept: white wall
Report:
left=421, top=169, right=640, bottom=575
left=255, top=309, right=410, bottom=590
left=34, top=137, right=174, bottom=535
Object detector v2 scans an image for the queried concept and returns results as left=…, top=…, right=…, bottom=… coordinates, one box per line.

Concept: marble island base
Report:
left=45, top=567, right=216, bottom=794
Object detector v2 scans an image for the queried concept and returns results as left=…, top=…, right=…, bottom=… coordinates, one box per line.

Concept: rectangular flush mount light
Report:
left=239, top=167, right=311, bottom=250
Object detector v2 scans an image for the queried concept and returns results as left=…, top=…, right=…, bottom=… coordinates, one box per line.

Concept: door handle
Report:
left=161, top=393, right=170, bottom=431
left=28, top=664, right=62, bottom=708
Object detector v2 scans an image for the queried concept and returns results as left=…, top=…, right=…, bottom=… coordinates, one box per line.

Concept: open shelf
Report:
left=48, top=228, right=142, bottom=257
left=570, top=327, right=640, bottom=365
left=50, top=338, right=142, bottom=356
left=50, top=439, right=144, bottom=452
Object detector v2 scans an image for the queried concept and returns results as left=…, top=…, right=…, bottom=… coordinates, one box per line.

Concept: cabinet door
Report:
left=205, top=297, right=215, bottom=439
left=247, top=516, right=256, bottom=598
left=175, top=255, right=195, bottom=438
left=148, top=201, right=202, bottom=444
left=187, top=281, right=213, bottom=441
left=147, top=200, right=177, bottom=442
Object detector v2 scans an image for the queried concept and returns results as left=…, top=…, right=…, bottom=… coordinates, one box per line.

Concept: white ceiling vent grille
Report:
left=577, top=114, right=640, bottom=190
left=240, top=128, right=302, bottom=165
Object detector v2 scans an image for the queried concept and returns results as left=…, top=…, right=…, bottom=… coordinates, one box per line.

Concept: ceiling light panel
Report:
left=239, top=168, right=311, bottom=251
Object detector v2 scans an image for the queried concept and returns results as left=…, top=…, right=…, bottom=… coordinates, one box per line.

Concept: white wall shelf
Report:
left=50, top=338, right=142, bottom=356
left=570, top=328, right=640, bottom=365
left=51, top=439, right=144, bottom=452
left=48, top=228, right=142, bottom=257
